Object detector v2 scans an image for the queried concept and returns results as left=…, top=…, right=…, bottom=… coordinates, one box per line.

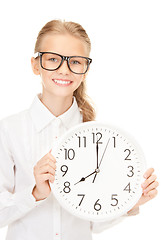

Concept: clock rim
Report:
left=51, top=121, right=146, bottom=222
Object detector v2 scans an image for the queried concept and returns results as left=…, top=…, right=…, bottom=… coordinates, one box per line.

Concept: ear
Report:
left=31, top=57, right=40, bottom=75
left=82, top=65, right=91, bottom=81
left=82, top=70, right=89, bottom=82
left=82, top=74, right=86, bottom=81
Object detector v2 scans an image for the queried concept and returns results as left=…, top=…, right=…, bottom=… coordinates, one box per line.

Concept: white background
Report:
left=0, top=0, right=160, bottom=239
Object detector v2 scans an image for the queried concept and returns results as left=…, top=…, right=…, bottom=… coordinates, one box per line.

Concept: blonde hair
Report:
left=34, top=19, right=96, bottom=122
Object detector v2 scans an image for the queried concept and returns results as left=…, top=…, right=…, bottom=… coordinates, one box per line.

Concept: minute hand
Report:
left=92, top=138, right=110, bottom=183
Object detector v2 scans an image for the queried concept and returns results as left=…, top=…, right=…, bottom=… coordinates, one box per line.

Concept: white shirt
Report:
left=0, top=93, right=128, bottom=240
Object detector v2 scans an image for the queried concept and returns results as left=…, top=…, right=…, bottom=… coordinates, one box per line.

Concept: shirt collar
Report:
left=29, top=93, right=82, bottom=132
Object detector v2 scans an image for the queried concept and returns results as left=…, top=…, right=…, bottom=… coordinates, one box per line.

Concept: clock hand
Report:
left=92, top=138, right=110, bottom=183
left=98, top=138, right=110, bottom=168
left=96, top=141, right=99, bottom=169
left=92, top=140, right=100, bottom=183
left=74, top=170, right=98, bottom=185
left=92, top=172, right=97, bottom=183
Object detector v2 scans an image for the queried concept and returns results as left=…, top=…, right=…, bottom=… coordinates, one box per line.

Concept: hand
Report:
left=128, top=168, right=159, bottom=215
left=32, top=149, right=56, bottom=201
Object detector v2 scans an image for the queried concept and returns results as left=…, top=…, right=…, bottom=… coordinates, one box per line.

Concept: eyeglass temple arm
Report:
left=33, top=52, right=41, bottom=58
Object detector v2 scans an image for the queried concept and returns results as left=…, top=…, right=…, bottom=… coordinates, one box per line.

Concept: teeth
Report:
left=54, top=79, right=71, bottom=85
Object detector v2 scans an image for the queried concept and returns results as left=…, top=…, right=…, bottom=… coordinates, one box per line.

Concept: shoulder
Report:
left=0, top=109, right=30, bottom=133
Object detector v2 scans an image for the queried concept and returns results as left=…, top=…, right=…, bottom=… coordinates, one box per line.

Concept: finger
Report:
left=34, top=160, right=56, bottom=176
left=37, top=153, right=56, bottom=166
left=141, top=174, right=157, bottom=189
left=143, top=181, right=159, bottom=194
left=40, top=158, right=56, bottom=169
left=143, top=168, right=154, bottom=178
left=36, top=160, right=56, bottom=172
left=41, top=173, right=55, bottom=183
left=143, top=189, right=158, bottom=199
left=39, top=164, right=56, bottom=176
left=45, top=152, right=56, bottom=162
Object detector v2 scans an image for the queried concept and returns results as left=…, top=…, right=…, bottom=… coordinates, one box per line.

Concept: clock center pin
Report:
left=95, top=168, right=100, bottom=173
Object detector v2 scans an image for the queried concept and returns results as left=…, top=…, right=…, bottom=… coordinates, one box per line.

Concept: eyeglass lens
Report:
left=41, top=53, right=89, bottom=74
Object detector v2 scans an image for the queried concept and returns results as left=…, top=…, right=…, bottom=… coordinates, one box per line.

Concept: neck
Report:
left=40, top=92, right=73, bottom=117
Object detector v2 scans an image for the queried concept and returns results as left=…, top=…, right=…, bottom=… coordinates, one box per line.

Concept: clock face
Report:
left=51, top=121, right=146, bottom=222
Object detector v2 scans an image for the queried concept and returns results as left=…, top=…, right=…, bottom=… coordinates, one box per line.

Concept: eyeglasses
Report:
left=35, top=52, right=92, bottom=75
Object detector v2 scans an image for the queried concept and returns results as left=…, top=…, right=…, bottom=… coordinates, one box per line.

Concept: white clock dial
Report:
left=51, top=121, right=146, bottom=222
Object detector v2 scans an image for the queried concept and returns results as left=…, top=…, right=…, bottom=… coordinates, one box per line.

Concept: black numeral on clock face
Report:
left=77, top=194, right=85, bottom=206
left=111, top=194, right=118, bottom=206
left=94, top=199, right=102, bottom=211
left=127, top=166, right=134, bottom=177
left=64, top=148, right=75, bottom=160
left=60, top=165, right=68, bottom=177
left=63, top=181, right=71, bottom=193
left=112, top=136, right=116, bottom=148
left=92, top=132, right=103, bottom=144
left=124, top=183, right=131, bottom=193
left=78, top=136, right=87, bottom=148
left=124, top=149, right=131, bottom=160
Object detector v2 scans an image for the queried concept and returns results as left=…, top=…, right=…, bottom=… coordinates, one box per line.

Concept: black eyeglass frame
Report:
left=36, top=52, right=92, bottom=75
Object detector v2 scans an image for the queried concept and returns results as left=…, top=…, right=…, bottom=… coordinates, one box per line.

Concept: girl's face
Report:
left=31, top=34, right=88, bottom=99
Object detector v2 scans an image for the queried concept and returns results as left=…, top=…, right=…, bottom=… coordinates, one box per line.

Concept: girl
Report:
left=0, top=19, right=159, bottom=240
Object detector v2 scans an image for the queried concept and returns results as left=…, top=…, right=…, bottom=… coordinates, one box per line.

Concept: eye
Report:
left=48, top=58, right=58, bottom=62
left=71, top=60, right=81, bottom=65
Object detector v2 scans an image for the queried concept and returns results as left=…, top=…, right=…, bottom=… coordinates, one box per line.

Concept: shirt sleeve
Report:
left=0, top=120, right=47, bottom=228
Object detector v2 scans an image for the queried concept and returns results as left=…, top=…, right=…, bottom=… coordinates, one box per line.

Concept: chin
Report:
left=50, top=90, right=74, bottom=99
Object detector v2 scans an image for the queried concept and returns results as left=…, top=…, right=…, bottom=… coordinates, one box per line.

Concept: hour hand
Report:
left=74, top=170, right=96, bottom=185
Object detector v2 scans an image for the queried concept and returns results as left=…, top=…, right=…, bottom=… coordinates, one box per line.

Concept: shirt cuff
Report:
left=13, top=184, right=48, bottom=213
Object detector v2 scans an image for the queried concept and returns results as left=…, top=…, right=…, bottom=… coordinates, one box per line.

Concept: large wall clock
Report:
left=51, top=121, right=146, bottom=222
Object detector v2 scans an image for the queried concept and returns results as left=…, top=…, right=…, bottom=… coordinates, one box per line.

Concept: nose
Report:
left=57, top=59, right=70, bottom=75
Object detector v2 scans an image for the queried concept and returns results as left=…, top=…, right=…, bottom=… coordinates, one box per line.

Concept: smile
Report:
left=52, top=79, right=72, bottom=86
